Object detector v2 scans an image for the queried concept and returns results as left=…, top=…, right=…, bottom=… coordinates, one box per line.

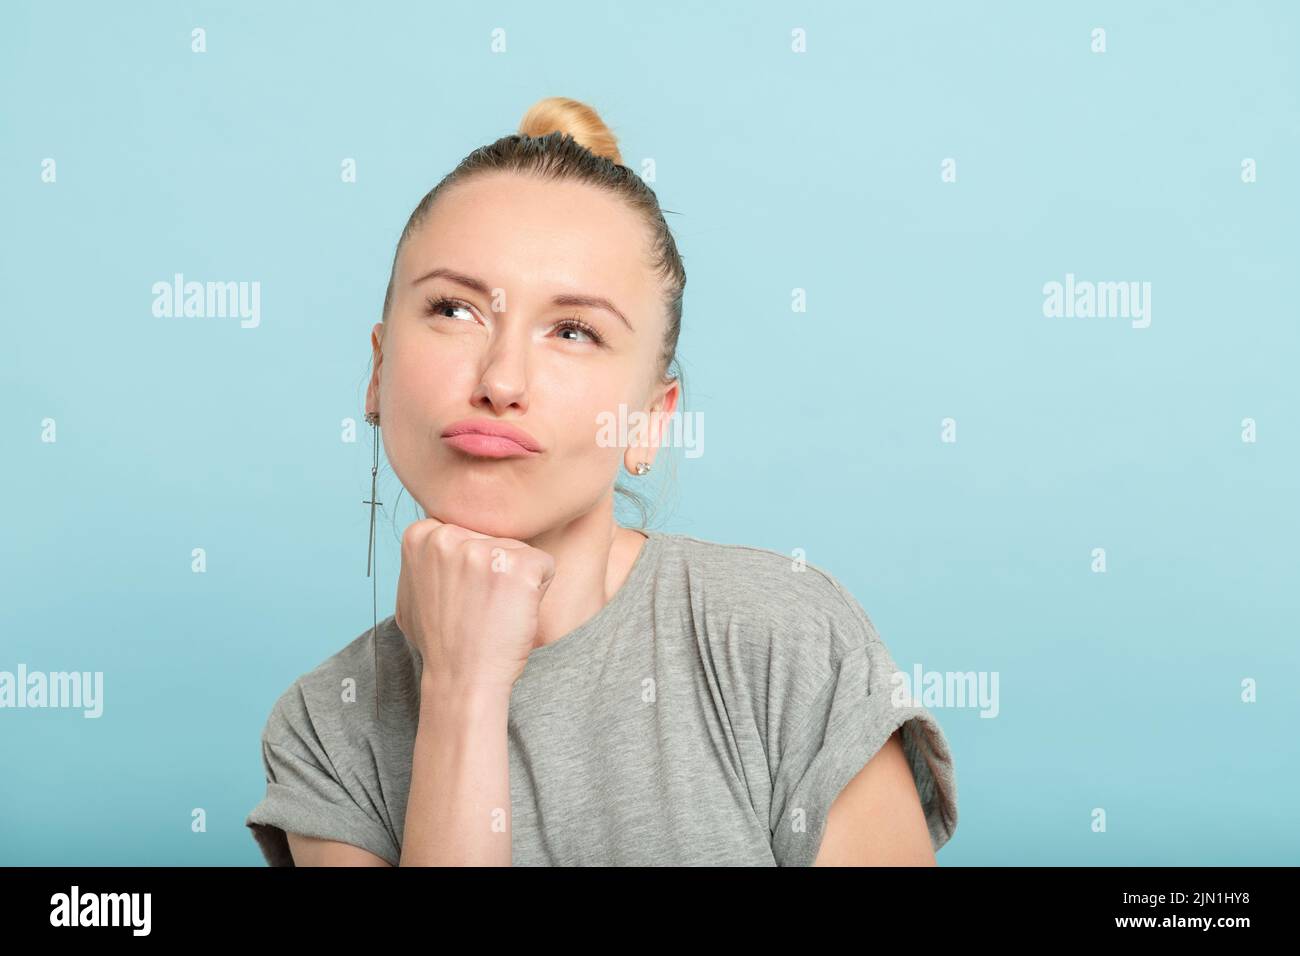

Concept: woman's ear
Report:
left=365, top=322, right=385, bottom=414
left=647, top=379, right=680, bottom=450
left=623, top=379, right=681, bottom=473
left=656, top=378, right=680, bottom=421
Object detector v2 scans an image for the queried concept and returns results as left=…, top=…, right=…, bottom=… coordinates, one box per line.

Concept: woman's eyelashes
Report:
left=423, top=295, right=476, bottom=323
left=552, top=317, right=606, bottom=346
left=422, top=295, right=606, bottom=347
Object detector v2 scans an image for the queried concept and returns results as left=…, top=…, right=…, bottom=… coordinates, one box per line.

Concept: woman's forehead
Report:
left=401, top=174, right=656, bottom=302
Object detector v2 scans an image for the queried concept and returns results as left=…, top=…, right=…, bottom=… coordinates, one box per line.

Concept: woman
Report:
left=245, top=97, right=958, bottom=866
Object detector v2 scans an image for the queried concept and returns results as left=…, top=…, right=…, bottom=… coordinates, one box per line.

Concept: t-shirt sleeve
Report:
left=244, top=687, right=400, bottom=867
left=768, top=584, right=959, bottom=866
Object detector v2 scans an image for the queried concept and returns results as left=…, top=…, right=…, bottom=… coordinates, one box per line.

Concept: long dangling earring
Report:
left=363, top=410, right=383, bottom=721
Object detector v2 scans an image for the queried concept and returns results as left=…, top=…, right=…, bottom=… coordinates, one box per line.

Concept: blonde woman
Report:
left=245, top=97, right=958, bottom=866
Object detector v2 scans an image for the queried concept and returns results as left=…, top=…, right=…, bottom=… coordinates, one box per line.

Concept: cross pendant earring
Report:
left=363, top=411, right=382, bottom=720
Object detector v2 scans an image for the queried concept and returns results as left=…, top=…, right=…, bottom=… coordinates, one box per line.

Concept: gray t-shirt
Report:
left=245, top=529, right=958, bottom=866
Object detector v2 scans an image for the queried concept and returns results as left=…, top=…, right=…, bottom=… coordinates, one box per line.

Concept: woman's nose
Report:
left=471, top=334, right=530, bottom=413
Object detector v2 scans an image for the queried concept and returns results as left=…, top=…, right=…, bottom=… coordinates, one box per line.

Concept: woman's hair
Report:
left=378, top=96, right=687, bottom=528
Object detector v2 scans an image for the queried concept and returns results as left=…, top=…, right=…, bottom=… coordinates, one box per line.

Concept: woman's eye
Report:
left=424, top=296, right=475, bottom=322
left=554, top=318, right=604, bottom=346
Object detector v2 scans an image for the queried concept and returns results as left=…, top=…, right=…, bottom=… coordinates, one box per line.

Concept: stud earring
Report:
left=363, top=410, right=382, bottom=721
left=634, top=461, right=651, bottom=476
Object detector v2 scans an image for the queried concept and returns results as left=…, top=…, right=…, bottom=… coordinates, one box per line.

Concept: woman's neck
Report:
left=523, top=504, right=647, bottom=649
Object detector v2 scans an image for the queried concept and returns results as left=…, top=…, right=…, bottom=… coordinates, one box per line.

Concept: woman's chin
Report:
left=420, top=504, right=531, bottom=541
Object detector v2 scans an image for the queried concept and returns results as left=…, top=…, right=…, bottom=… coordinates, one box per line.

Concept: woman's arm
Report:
left=279, top=677, right=512, bottom=866
left=382, top=518, right=554, bottom=866
left=812, top=729, right=938, bottom=866
left=397, top=674, right=513, bottom=866
left=285, top=832, right=393, bottom=866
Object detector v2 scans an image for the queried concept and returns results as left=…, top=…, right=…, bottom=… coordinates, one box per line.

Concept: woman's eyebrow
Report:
left=551, top=293, right=634, bottom=332
left=412, top=267, right=634, bottom=332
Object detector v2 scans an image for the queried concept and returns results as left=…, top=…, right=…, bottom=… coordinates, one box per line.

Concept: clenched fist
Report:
left=395, top=517, right=557, bottom=694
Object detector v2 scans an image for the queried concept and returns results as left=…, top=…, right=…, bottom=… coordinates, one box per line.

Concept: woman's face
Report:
left=367, top=171, right=678, bottom=540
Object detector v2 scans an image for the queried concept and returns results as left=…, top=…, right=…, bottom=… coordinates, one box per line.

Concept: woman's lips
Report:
left=442, top=433, right=540, bottom=459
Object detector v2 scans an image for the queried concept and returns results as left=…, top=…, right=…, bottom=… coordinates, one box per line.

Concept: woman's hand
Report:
left=395, top=516, right=557, bottom=694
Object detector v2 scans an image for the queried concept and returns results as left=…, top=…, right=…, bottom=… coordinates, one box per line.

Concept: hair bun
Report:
left=519, top=96, right=623, bottom=166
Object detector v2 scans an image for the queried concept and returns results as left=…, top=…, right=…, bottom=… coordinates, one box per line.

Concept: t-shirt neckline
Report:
left=519, top=528, right=666, bottom=676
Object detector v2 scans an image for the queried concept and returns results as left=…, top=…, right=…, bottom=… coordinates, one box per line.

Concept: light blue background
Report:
left=2, top=0, right=1296, bottom=865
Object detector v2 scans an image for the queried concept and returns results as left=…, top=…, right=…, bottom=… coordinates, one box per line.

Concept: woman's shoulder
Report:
left=651, top=532, right=952, bottom=844
left=651, top=530, right=885, bottom=676
left=258, top=615, right=413, bottom=748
